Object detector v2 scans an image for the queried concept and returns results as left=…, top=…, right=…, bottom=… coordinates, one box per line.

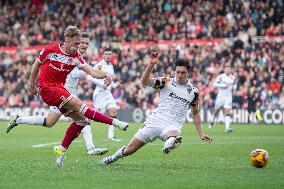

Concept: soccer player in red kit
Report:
left=28, top=26, right=129, bottom=166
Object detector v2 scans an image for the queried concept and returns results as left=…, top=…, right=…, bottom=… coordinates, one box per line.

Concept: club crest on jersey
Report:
left=187, top=86, right=192, bottom=93
left=67, top=57, right=74, bottom=64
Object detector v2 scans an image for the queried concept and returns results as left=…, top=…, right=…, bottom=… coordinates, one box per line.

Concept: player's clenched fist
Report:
left=104, top=74, right=112, bottom=87
left=148, top=48, right=159, bottom=66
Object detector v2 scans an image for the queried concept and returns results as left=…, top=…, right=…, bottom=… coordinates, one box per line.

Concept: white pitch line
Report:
left=32, top=137, right=273, bottom=148
left=32, top=140, right=83, bottom=148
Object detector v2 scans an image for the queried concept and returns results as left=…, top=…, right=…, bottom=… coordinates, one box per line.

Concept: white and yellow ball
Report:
left=250, top=149, right=269, bottom=168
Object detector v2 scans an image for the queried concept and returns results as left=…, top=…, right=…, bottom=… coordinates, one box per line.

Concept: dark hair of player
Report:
left=104, top=47, right=112, bottom=52
left=173, top=58, right=191, bottom=72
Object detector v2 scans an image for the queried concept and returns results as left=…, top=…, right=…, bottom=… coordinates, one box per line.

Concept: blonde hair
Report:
left=64, top=26, right=81, bottom=39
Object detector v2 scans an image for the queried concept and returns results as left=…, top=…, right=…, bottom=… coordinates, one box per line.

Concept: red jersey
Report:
left=37, top=44, right=86, bottom=87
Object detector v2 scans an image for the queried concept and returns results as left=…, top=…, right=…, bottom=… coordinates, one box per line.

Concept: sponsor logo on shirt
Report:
left=67, top=57, right=74, bottom=64
left=49, top=63, right=69, bottom=72
left=169, top=92, right=190, bottom=104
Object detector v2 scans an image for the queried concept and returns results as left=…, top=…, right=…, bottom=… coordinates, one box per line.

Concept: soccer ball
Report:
left=250, top=149, right=269, bottom=168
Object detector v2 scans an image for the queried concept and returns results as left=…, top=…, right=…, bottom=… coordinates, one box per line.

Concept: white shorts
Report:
left=215, top=97, right=232, bottom=109
left=93, top=93, right=118, bottom=114
left=134, top=118, right=182, bottom=144
left=49, top=106, right=61, bottom=114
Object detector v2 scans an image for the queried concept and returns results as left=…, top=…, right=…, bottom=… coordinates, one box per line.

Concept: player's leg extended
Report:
left=224, top=98, right=233, bottom=132
left=40, top=86, right=128, bottom=130
left=209, top=107, right=220, bottom=128
left=6, top=108, right=61, bottom=133
left=100, top=137, right=145, bottom=165
left=6, top=115, right=45, bottom=133
left=63, top=98, right=129, bottom=131
left=81, top=102, right=108, bottom=155
left=60, top=112, right=88, bottom=150
left=54, top=112, right=87, bottom=167
left=107, top=108, right=121, bottom=141
left=100, top=124, right=159, bottom=165
left=81, top=124, right=95, bottom=152
left=45, top=107, right=62, bottom=127
left=224, top=108, right=233, bottom=133
left=162, top=130, right=182, bottom=154
left=81, top=124, right=108, bottom=155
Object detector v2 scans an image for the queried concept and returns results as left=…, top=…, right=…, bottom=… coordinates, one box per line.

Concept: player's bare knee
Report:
left=109, top=113, right=117, bottom=118
left=108, top=109, right=117, bottom=118
left=45, top=118, right=56, bottom=128
left=124, top=145, right=137, bottom=156
left=166, top=130, right=180, bottom=138
left=224, top=109, right=232, bottom=116
left=214, top=108, right=220, bottom=115
left=74, top=99, right=84, bottom=111
left=65, top=98, right=83, bottom=112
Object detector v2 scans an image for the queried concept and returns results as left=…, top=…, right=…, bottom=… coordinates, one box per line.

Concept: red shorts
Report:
left=39, top=85, right=73, bottom=114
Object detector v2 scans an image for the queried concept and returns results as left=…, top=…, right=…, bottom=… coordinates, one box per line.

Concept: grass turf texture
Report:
left=0, top=121, right=283, bottom=189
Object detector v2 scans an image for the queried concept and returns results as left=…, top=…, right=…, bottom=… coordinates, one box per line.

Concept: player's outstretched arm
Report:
left=29, top=59, right=41, bottom=95
left=190, top=94, right=213, bottom=144
left=87, top=75, right=105, bottom=87
left=85, top=65, right=111, bottom=89
left=81, top=64, right=107, bottom=79
left=141, top=50, right=159, bottom=87
left=69, top=67, right=87, bottom=79
left=192, top=112, right=213, bottom=144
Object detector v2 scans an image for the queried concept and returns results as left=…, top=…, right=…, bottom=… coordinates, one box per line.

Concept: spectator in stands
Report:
left=0, top=1, right=283, bottom=110
left=1, top=1, right=283, bottom=46
left=267, top=76, right=281, bottom=94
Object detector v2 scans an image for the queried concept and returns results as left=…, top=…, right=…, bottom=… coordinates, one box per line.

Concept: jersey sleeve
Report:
left=111, top=81, right=118, bottom=89
left=109, top=66, right=114, bottom=75
left=69, top=67, right=87, bottom=78
left=152, top=77, right=170, bottom=89
left=190, top=87, right=200, bottom=114
left=75, top=54, right=87, bottom=69
left=87, top=64, right=105, bottom=87
left=87, top=75, right=104, bottom=87
left=93, top=61, right=103, bottom=70
left=38, top=46, right=52, bottom=63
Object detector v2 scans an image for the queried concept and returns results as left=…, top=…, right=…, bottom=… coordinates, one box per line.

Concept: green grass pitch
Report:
left=0, top=121, right=284, bottom=189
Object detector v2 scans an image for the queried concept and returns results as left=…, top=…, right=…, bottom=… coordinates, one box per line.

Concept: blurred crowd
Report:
left=0, top=0, right=284, bottom=110
left=1, top=0, right=284, bottom=47
left=1, top=40, right=284, bottom=110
